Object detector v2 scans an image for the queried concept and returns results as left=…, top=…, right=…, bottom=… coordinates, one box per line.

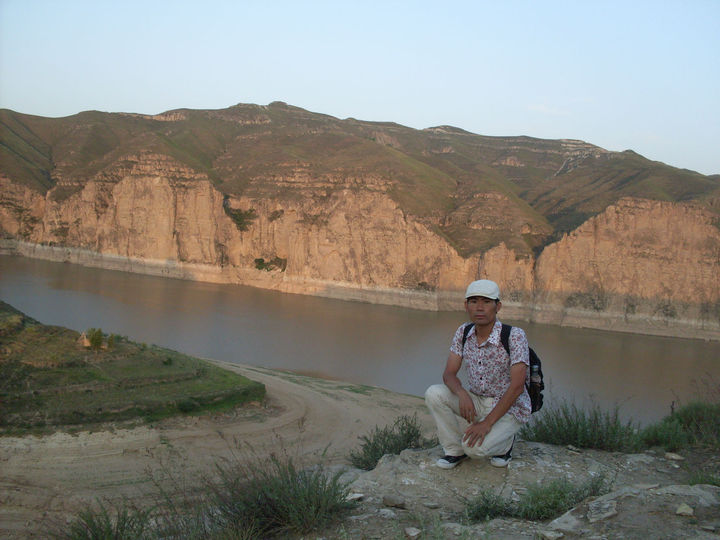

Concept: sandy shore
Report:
left=0, top=361, right=434, bottom=538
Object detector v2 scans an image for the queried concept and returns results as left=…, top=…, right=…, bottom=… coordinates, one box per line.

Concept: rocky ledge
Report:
left=320, top=441, right=720, bottom=539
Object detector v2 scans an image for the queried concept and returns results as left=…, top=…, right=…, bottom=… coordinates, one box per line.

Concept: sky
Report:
left=1, top=0, right=718, bottom=175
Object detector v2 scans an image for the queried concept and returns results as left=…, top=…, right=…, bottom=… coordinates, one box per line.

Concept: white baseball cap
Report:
left=465, top=279, right=500, bottom=300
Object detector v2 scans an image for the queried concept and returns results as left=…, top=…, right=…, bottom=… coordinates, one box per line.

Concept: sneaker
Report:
left=436, top=454, right=467, bottom=469
left=489, top=453, right=512, bottom=467
left=490, top=440, right=514, bottom=468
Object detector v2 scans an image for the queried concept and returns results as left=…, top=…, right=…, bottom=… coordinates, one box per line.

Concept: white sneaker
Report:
left=490, top=438, right=514, bottom=467
left=490, top=455, right=512, bottom=467
left=436, top=454, right=467, bottom=469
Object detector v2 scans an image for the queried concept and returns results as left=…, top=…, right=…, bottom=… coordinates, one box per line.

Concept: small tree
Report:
left=87, top=328, right=104, bottom=351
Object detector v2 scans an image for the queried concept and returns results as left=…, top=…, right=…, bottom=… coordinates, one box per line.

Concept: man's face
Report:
left=464, top=296, right=501, bottom=326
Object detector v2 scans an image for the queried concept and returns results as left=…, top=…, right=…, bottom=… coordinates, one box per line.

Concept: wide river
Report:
left=1, top=255, right=718, bottom=425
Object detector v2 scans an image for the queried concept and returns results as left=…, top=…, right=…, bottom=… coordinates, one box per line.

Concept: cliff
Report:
left=1, top=103, right=719, bottom=339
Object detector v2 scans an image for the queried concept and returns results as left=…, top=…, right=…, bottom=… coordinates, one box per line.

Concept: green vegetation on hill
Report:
left=2, top=102, right=719, bottom=256
left=0, top=301, right=265, bottom=434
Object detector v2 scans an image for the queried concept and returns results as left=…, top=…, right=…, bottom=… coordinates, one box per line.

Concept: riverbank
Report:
left=1, top=362, right=718, bottom=539
left=2, top=240, right=718, bottom=341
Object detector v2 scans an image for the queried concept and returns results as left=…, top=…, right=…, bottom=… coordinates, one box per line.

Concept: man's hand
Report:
left=463, top=419, right=492, bottom=447
left=458, top=390, right=476, bottom=423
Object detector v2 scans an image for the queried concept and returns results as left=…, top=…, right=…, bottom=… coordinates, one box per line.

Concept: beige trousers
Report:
left=424, top=384, right=521, bottom=458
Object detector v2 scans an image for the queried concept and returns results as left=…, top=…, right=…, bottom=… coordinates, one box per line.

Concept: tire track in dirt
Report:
left=0, top=361, right=432, bottom=538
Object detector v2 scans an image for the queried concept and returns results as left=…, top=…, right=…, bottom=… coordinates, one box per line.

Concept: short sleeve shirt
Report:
left=449, top=319, right=532, bottom=423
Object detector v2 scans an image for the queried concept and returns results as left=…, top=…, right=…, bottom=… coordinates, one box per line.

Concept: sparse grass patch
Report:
left=466, top=475, right=607, bottom=523
left=208, top=450, right=353, bottom=536
left=639, top=417, right=690, bottom=451
left=640, top=402, right=720, bottom=451
left=349, top=414, right=435, bottom=470
left=50, top=446, right=353, bottom=539
left=515, top=475, right=606, bottom=521
left=47, top=498, right=151, bottom=540
left=522, top=398, right=720, bottom=454
left=688, top=471, right=720, bottom=487
left=520, top=400, right=642, bottom=452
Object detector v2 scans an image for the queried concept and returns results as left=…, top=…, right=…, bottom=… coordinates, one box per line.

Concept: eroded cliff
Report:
left=1, top=103, right=718, bottom=339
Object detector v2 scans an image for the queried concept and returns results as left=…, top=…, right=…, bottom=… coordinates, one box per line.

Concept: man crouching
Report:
left=425, top=279, right=531, bottom=468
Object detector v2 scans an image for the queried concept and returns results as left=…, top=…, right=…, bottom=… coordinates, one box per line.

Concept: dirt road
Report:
left=0, top=361, right=432, bottom=538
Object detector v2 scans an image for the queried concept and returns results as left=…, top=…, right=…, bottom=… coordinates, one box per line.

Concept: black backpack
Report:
left=461, top=322, right=544, bottom=413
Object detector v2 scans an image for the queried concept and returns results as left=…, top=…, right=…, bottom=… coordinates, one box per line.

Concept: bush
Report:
left=641, top=402, right=720, bottom=450
left=520, top=400, right=642, bottom=452
left=208, top=451, right=352, bottom=536
left=516, top=475, right=606, bottom=520
left=86, top=328, right=104, bottom=350
left=349, top=414, right=430, bottom=470
left=47, top=499, right=151, bottom=539
left=639, top=417, right=691, bottom=451
left=254, top=256, right=287, bottom=271
left=688, top=471, right=720, bottom=487
left=50, top=448, right=351, bottom=539
left=466, top=475, right=607, bottom=523
left=177, top=398, right=200, bottom=413
left=464, top=489, right=512, bottom=523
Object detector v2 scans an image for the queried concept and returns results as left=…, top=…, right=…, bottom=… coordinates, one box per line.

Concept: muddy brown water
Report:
left=2, top=254, right=719, bottom=426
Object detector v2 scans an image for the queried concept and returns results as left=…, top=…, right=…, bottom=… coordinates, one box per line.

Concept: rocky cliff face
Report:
left=2, top=154, right=718, bottom=339
left=533, top=198, right=720, bottom=335
left=1, top=104, right=719, bottom=339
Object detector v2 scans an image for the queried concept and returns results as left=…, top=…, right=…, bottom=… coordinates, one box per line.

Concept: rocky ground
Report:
left=320, top=442, right=720, bottom=539
left=1, top=361, right=718, bottom=539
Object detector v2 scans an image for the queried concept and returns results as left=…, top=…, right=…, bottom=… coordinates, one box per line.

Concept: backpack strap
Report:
left=460, top=323, right=474, bottom=358
left=462, top=322, right=512, bottom=358
left=500, top=323, right=512, bottom=357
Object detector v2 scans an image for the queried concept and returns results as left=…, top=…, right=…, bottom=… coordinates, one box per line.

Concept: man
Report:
left=424, top=279, right=531, bottom=468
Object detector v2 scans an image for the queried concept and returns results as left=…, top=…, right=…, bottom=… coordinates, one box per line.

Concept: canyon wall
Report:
left=1, top=155, right=718, bottom=340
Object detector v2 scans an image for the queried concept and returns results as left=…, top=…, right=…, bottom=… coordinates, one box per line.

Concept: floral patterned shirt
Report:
left=449, top=319, right=531, bottom=423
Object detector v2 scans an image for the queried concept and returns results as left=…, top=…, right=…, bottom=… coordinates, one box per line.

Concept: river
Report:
left=1, top=254, right=718, bottom=425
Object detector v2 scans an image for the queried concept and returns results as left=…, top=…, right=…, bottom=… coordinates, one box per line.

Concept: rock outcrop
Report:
left=326, top=442, right=720, bottom=539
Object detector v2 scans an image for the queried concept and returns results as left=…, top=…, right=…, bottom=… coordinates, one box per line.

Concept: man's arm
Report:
left=442, top=352, right=476, bottom=423
left=462, top=362, right=526, bottom=447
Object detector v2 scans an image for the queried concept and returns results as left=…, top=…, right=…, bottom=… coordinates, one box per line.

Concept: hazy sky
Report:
left=1, top=0, right=718, bottom=175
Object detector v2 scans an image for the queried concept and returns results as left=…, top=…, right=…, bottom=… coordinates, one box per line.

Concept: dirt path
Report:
left=0, top=361, right=433, bottom=538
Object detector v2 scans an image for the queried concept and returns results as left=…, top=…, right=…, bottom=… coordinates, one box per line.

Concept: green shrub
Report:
left=47, top=499, right=151, bottom=539
left=86, top=328, right=103, bottom=350
left=223, top=203, right=257, bottom=231
left=466, top=475, right=607, bottom=523
left=639, top=417, right=690, bottom=451
left=209, top=452, right=352, bottom=536
left=688, top=471, right=720, bottom=487
left=516, top=475, right=606, bottom=521
left=349, top=414, right=430, bottom=470
left=520, top=400, right=642, bottom=452
left=177, top=398, right=200, bottom=413
left=254, top=256, right=287, bottom=271
left=50, top=449, right=351, bottom=539
left=464, top=489, right=512, bottom=523
left=641, top=402, right=720, bottom=450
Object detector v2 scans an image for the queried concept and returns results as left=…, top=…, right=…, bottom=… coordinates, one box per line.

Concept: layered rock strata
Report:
left=1, top=155, right=718, bottom=340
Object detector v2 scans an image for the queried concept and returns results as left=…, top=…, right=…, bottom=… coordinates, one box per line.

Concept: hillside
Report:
left=0, top=301, right=265, bottom=433
left=1, top=102, right=719, bottom=339
left=3, top=102, right=718, bottom=255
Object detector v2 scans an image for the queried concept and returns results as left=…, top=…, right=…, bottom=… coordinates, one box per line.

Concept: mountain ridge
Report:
left=1, top=102, right=718, bottom=339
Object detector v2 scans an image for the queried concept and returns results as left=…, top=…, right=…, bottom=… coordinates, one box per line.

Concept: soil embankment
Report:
left=0, top=362, right=431, bottom=538
left=1, top=362, right=718, bottom=539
